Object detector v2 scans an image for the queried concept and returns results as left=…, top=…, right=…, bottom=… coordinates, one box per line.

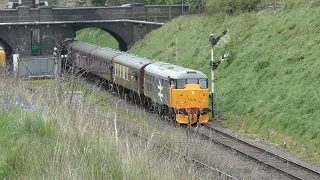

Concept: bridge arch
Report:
left=104, top=29, right=128, bottom=51
left=72, top=23, right=134, bottom=52
left=75, top=27, right=128, bottom=52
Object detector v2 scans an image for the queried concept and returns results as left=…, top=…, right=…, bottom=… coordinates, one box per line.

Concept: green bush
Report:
left=204, top=0, right=265, bottom=15
left=283, top=0, right=304, bottom=10
left=309, top=0, right=320, bottom=6
left=91, top=0, right=106, bottom=6
left=187, top=0, right=205, bottom=13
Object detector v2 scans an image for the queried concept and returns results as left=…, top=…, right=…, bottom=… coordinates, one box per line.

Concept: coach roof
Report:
left=91, top=47, right=122, bottom=61
left=113, top=53, right=154, bottom=70
left=68, top=41, right=96, bottom=54
left=68, top=41, right=123, bottom=60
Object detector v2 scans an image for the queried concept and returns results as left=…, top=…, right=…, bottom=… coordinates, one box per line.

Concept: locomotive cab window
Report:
left=187, top=79, right=198, bottom=84
left=199, top=79, right=208, bottom=89
left=177, top=79, right=186, bottom=89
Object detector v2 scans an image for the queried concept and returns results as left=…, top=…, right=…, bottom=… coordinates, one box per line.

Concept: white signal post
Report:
left=209, top=29, right=229, bottom=120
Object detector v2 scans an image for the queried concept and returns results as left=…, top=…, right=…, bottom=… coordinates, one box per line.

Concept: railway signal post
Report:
left=209, top=29, right=229, bottom=120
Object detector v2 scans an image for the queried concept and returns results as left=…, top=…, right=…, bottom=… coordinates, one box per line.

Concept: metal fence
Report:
left=13, top=54, right=61, bottom=78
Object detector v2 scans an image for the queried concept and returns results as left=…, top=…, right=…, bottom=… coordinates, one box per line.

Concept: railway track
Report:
left=115, top=122, right=240, bottom=180
left=79, top=76, right=320, bottom=179
left=190, top=123, right=320, bottom=180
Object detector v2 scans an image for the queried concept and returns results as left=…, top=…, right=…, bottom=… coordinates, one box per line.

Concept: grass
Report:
left=0, top=73, right=212, bottom=179
left=124, top=8, right=320, bottom=162
left=0, top=0, right=8, bottom=8
left=58, top=4, right=320, bottom=162
left=76, top=28, right=119, bottom=50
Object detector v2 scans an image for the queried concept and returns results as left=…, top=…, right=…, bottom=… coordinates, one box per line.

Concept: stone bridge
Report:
left=0, top=4, right=189, bottom=57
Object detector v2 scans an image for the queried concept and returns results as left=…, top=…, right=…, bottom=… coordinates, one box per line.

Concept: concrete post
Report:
left=13, top=54, right=19, bottom=78
left=34, top=0, right=39, bottom=8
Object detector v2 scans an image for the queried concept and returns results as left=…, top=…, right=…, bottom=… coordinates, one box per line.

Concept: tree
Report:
left=204, top=0, right=265, bottom=15
left=91, top=0, right=106, bottom=6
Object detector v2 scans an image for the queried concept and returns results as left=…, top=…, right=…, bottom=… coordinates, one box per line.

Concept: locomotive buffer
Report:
left=209, top=29, right=229, bottom=120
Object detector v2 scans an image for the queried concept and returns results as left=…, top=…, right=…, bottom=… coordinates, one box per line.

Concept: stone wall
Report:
left=0, top=4, right=189, bottom=56
left=0, top=4, right=189, bottom=23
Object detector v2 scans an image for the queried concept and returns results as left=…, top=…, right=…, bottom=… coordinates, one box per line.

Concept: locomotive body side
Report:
left=144, top=62, right=172, bottom=106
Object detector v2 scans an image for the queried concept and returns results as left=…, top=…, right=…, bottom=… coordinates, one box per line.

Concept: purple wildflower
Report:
left=4, top=103, right=12, bottom=113
left=25, top=102, right=34, bottom=110
left=14, top=96, right=20, bottom=104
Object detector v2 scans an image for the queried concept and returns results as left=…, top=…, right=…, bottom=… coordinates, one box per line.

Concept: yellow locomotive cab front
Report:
left=0, top=49, right=5, bottom=67
left=170, top=84, right=210, bottom=124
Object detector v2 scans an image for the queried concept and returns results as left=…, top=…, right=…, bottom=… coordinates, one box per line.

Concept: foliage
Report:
left=187, top=0, right=205, bottom=13
left=282, top=0, right=320, bottom=10
left=76, top=28, right=119, bottom=50
left=91, top=0, right=106, bottom=6
left=127, top=8, right=320, bottom=161
left=204, top=0, right=269, bottom=15
left=145, top=0, right=167, bottom=5
left=0, top=76, right=212, bottom=179
left=282, top=0, right=304, bottom=10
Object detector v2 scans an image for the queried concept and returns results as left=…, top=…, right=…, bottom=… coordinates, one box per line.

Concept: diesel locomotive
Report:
left=63, top=39, right=211, bottom=124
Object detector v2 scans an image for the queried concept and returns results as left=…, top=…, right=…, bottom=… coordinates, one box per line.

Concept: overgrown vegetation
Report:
left=76, top=28, right=119, bottom=50
left=91, top=0, right=105, bottom=6
left=125, top=7, right=320, bottom=162
left=74, top=3, right=320, bottom=162
left=42, top=0, right=320, bottom=163
left=0, top=74, right=210, bottom=179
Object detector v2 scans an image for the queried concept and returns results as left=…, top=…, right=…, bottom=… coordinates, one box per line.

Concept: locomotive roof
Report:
left=113, top=53, right=154, bottom=70
left=145, top=61, right=207, bottom=79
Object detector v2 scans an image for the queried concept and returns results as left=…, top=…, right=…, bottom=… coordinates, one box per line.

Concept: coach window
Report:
left=114, top=64, right=118, bottom=76
left=119, top=65, right=122, bottom=78
left=199, top=79, right=208, bottom=89
left=118, top=64, right=120, bottom=77
left=132, top=72, right=137, bottom=81
left=126, top=67, right=129, bottom=80
left=122, top=66, right=125, bottom=79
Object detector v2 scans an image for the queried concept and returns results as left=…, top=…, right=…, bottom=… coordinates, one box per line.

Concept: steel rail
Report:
left=80, top=68, right=319, bottom=179
left=190, top=124, right=320, bottom=180
left=80, top=77, right=239, bottom=179
left=116, top=123, right=239, bottom=180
